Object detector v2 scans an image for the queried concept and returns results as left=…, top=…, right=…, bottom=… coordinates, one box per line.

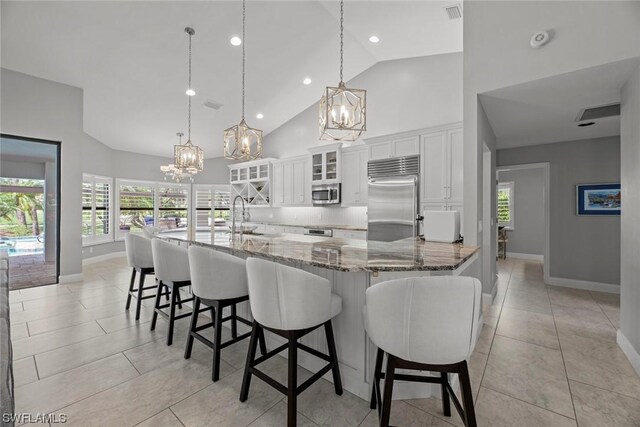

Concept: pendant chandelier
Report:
left=174, top=27, right=204, bottom=174
left=224, top=0, right=263, bottom=161
left=319, top=0, right=367, bottom=142
left=161, top=133, right=194, bottom=182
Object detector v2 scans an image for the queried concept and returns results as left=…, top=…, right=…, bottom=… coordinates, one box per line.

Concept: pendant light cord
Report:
left=187, top=30, right=193, bottom=141
left=339, top=0, right=344, bottom=84
left=241, top=0, right=246, bottom=120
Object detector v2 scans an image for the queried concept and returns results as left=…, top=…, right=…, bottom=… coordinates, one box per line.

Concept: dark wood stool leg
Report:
left=166, top=282, right=177, bottom=346
left=324, top=321, right=343, bottom=395
left=135, top=269, right=146, bottom=321
left=239, top=322, right=261, bottom=402
left=258, top=326, right=267, bottom=356
left=212, top=300, right=224, bottom=381
left=371, top=348, right=384, bottom=410
left=150, top=280, right=163, bottom=330
left=230, top=304, right=238, bottom=338
left=125, top=268, right=136, bottom=310
left=184, top=296, right=200, bottom=359
left=441, top=371, right=451, bottom=417
left=379, top=355, right=397, bottom=427
left=287, top=332, right=298, bottom=427
left=459, top=361, right=477, bottom=427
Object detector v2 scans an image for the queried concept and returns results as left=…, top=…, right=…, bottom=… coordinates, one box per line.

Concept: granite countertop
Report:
left=164, top=233, right=478, bottom=272
left=246, top=222, right=367, bottom=232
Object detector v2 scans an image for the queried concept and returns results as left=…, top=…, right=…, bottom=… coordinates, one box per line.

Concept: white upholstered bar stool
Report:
left=150, top=239, right=194, bottom=346
left=364, top=276, right=482, bottom=427
left=240, top=257, right=343, bottom=427
left=124, top=233, right=157, bottom=321
left=185, top=245, right=266, bottom=382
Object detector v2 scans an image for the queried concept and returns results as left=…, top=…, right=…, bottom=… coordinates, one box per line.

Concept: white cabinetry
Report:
left=420, top=125, right=464, bottom=235
left=309, top=144, right=341, bottom=184
left=333, top=229, right=367, bottom=240
left=228, top=159, right=272, bottom=207
left=272, top=156, right=311, bottom=207
left=367, top=136, right=419, bottom=160
left=341, top=146, right=368, bottom=207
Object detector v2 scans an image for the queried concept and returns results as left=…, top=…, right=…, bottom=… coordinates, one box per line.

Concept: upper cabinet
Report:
left=272, top=156, right=311, bottom=207
left=309, top=144, right=341, bottom=184
left=341, top=146, right=368, bottom=206
left=367, top=136, right=419, bottom=160
left=421, top=127, right=463, bottom=206
left=228, top=159, right=272, bottom=207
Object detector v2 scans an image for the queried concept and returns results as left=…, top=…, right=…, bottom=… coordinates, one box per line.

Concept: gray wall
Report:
left=478, top=103, right=497, bottom=295
left=263, top=53, right=462, bottom=158
left=620, top=64, right=640, bottom=365
left=1, top=68, right=231, bottom=271
left=498, top=168, right=545, bottom=256
left=497, top=136, right=621, bottom=285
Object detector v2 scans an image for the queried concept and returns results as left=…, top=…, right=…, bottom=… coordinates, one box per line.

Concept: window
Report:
left=497, top=182, right=514, bottom=229
left=117, top=180, right=155, bottom=237
left=158, top=184, right=189, bottom=233
left=116, top=180, right=192, bottom=239
left=193, top=185, right=230, bottom=244
left=82, top=175, right=113, bottom=245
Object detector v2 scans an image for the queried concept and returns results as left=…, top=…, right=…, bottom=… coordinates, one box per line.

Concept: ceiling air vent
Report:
left=576, top=103, right=621, bottom=122
left=204, top=100, right=224, bottom=110
left=445, top=4, right=463, bottom=20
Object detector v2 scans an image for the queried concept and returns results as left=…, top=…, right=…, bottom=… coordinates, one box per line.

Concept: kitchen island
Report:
left=162, top=232, right=480, bottom=400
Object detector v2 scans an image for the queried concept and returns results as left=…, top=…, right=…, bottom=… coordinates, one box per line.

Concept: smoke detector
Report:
left=575, top=103, right=621, bottom=122
left=530, top=31, right=551, bottom=49
left=445, top=4, right=462, bottom=20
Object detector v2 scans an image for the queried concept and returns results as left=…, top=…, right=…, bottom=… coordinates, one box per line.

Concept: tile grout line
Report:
left=546, top=283, right=579, bottom=423
left=32, top=355, right=40, bottom=381
left=401, top=400, right=460, bottom=427
left=120, top=351, right=142, bottom=376
left=567, top=377, right=640, bottom=404
left=169, top=407, right=186, bottom=427
left=480, top=385, right=577, bottom=422
left=588, top=291, right=618, bottom=330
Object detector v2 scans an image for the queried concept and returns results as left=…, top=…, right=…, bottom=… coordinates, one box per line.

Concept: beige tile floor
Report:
left=8, top=256, right=640, bottom=426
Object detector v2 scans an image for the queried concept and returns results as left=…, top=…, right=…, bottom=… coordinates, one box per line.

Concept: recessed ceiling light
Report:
left=256, top=113, right=264, bottom=119
left=303, top=77, right=312, bottom=85
left=369, top=35, right=380, bottom=43
left=578, top=122, right=595, bottom=127
left=230, top=36, right=242, bottom=46
left=185, top=88, right=196, bottom=96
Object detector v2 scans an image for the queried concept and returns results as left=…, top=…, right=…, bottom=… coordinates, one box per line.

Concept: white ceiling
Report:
left=480, top=57, right=640, bottom=150
left=1, top=1, right=462, bottom=158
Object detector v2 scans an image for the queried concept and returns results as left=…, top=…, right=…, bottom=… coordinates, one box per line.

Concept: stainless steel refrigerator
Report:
left=367, top=155, right=420, bottom=242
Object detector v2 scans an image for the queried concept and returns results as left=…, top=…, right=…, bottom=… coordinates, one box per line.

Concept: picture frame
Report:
left=576, top=183, right=621, bottom=216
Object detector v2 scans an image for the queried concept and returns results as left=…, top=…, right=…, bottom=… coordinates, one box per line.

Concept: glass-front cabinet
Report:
left=228, top=158, right=272, bottom=207
left=309, top=144, right=341, bottom=184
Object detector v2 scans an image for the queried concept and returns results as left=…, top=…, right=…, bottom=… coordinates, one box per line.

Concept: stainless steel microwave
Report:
left=312, top=183, right=341, bottom=205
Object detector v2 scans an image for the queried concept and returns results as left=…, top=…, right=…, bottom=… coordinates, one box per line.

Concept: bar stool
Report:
left=364, top=276, right=482, bottom=427
left=124, top=233, right=156, bottom=321
left=184, top=245, right=266, bottom=381
left=240, top=257, right=343, bottom=427
left=150, top=239, right=194, bottom=346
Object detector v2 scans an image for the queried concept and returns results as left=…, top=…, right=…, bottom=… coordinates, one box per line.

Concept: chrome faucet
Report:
left=231, top=195, right=246, bottom=241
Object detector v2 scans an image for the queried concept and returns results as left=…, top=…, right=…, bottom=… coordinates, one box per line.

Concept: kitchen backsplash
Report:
left=246, top=206, right=368, bottom=227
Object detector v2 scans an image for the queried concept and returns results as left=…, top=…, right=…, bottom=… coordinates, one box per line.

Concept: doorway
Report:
left=0, top=134, right=60, bottom=290
left=496, top=163, right=550, bottom=282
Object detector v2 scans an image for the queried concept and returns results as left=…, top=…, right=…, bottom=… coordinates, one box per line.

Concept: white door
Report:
left=393, top=136, right=420, bottom=157
left=421, top=132, right=447, bottom=203
left=292, top=158, right=308, bottom=205
left=448, top=129, right=464, bottom=203
left=272, top=162, right=285, bottom=206
left=283, top=161, right=293, bottom=205
left=368, top=141, right=392, bottom=160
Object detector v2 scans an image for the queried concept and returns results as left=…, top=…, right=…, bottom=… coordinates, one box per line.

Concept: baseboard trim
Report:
left=617, top=329, right=640, bottom=376
left=547, top=275, right=620, bottom=294
left=506, top=252, right=544, bottom=261
left=482, top=276, right=498, bottom=305
left=59, top=273, right=83, bottom=283
left=82, top=251, right=126, bottom=266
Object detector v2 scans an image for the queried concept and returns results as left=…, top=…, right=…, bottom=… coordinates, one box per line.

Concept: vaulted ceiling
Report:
left=1, top=1, right=462, bottom=158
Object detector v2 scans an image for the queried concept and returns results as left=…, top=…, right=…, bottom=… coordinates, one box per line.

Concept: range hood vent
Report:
left=576, top=103, right=620, bottom=122
left=445, top=5, right=463, bottom=20
left=368, top=155, right=420, bottom=178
